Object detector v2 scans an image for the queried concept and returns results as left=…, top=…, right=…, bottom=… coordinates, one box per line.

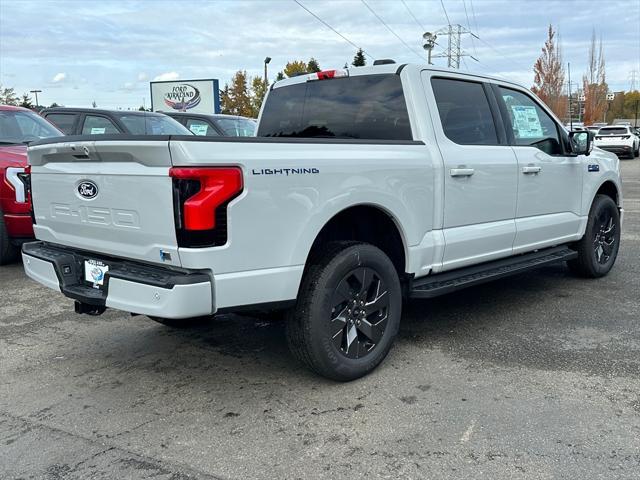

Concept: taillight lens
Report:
left=307, top=69, right=349, bottom=82
left=5, top=166, right=30, bottom=203
left=169, top=167, right=243, bottom=247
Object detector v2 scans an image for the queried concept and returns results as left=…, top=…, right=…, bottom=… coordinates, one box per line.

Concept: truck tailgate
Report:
left=28, top=139, right=181, bottom=267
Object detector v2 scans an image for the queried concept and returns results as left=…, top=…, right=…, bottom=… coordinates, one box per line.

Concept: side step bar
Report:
left=410, top=246, right=578, bottom=299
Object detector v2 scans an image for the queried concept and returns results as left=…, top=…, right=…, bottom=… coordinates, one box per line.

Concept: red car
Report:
left=0, top=105, right=63, bottom=264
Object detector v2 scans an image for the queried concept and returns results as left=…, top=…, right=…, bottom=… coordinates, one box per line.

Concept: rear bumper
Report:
left=22, top=241, right=214, bottom=319
left=596, top=144, right=633, bottom=155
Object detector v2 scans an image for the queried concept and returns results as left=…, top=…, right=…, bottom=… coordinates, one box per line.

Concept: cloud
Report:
left=52, top=72, right=66, bottom=83
left=137, top=72, right=148, bottom=81
left=153, top=71, right=179, bottom=82
left=123, top=82, right=134, bottom=90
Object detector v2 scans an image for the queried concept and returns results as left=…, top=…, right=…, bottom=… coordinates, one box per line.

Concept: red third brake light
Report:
left=308, top=69, right=349, bottom=82
left=169, top=167, right=243, bottom=231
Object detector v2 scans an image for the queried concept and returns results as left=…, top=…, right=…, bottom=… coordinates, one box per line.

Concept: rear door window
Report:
left=44, top=113, right=78, bottom=135
left=431, top=77, right=498, bottom=145
left=257, top=74, right=412, bottom=140
left=81, top=115, right=120, bottom=135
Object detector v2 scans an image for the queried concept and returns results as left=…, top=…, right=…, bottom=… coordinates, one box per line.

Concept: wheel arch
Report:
left=301, top=203, right=410, bottom=278
left=594, top=180, right=621, bottom=207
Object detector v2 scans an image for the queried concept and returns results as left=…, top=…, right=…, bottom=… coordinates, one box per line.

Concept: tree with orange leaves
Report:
left=531, top=25, right=567, bottom=120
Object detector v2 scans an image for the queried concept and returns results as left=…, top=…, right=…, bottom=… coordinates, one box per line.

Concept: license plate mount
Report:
left=84, top=259, right=109, bottom=288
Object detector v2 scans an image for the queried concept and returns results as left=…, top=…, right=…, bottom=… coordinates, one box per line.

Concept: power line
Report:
left=469, top=0, right=480, bottom=35
left=439, top=0, right=451, bottom=25
left=292, top=0, right=375, bottom=60
left=400, top=0, right=426, bottom=31
left=360, top=0, right=427, bottom=62
left=462, top=0, right=477, bottom=57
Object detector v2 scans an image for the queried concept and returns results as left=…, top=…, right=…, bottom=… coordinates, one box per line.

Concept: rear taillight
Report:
left=169, top=167, right=243, bottom=247
left=5, top=167, right=29, bottom=203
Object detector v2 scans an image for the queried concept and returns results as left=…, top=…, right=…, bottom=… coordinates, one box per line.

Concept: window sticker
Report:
left=189, top=124, right=208, bottom=136
left=510, top=105, right=543, bottom=139
left=90, top=127, right=106, bottom=134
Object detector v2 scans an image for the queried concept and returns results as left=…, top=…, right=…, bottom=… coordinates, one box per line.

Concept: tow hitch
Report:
left=74, top=301, right=107, bottom=316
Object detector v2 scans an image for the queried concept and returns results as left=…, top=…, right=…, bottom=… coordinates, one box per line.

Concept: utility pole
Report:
left=422, top=32, right=437, bottom=65
left=30, top=89, right=42, bottom=108
left=264, top=57, right=271, bottom=85
left=430, top=24, right=477, bottom=69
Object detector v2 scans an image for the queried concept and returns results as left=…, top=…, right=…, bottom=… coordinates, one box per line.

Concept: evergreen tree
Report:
left=352, top=48, right=366, bottom=67
left=220, top=71, right=253, bottom=117
left=307, top=58, right=321, bottom=73
left=19, top=93, right=34, bottom=109
left=276, top=71, right=285, bottom=81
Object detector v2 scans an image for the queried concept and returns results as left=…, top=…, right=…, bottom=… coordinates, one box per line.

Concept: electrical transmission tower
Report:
left=430, top=24, right=477, bottom=69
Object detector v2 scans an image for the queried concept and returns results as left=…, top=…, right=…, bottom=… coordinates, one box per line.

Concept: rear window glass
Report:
left=599, top=127, right=628, bottom=135
left=257, top=74, right=412, bottom=140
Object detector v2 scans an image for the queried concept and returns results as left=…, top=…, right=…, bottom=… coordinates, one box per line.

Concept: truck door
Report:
left=422, top=73, right=518, bottom=271
left=493, top=85, right=584, bottom=253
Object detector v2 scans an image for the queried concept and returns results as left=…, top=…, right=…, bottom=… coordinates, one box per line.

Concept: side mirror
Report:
left=569, top=130, right=593, bottom=156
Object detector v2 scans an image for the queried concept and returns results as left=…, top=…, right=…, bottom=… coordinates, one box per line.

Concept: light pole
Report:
left=30, top=89, right=42, bottom=108
left=264, top=57, right=271, bottom=85
left=422, top=32, right=437, bottom=65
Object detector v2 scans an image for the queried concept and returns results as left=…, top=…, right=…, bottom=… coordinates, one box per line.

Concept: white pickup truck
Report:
left=23, top=63, right=622, bottom=380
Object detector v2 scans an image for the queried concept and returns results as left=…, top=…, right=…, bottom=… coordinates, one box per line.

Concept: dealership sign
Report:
left=150, top=78, right=220, bottom=114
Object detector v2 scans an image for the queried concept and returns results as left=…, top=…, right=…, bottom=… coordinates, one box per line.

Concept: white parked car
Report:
left=22, top=63, right=623, bottom=380
left=594, top=125, right=639, bottom=158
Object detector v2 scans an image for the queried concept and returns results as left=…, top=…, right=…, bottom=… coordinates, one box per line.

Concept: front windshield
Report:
left=117, top=114, right=192, bottom=135
left=0, top=110, right=63, bottom=145
left=215, top=117, right=256, bottom=137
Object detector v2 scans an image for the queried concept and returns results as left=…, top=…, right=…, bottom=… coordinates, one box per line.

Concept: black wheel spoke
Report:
left=357, top=316, right=386, bottom=344
left=328, top=265, right=390, bottom=360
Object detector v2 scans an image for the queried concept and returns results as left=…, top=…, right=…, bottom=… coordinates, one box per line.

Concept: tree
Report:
left=531, top=25, right=566, bottom=119
left=307, top=58, right=321, bottom=73
left=352, top=48, right=366, bottom=67
left=92, top=100, right=97, bottom=108
left=284, top=60, right=308, bottom=78
left=582, top=30, right=607, bottom=125
left=19, top=93, right=34, bottom=109
left=0, top=85, right=19, bottom=105
left=250, top=76, right=268, bottom=118
left=220, top=70, right=253, bottom=117
left=48, top=102, right=60, bottom=108
left=276, top=71, right=285, bottom=81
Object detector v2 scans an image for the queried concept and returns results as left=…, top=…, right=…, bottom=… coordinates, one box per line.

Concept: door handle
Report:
left=522, top=165, right=542, bottom=174
left=450, top=168, right=475, bottom=177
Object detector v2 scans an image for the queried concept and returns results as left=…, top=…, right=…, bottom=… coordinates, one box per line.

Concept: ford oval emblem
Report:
left=78, top=181, right=98, bottom=199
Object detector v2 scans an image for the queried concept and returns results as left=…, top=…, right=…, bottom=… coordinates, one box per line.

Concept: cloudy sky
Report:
left=1, top=0, right=638, bottom=109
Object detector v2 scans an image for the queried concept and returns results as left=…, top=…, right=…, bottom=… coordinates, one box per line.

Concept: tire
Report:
left=0, top=212, right=19, bottom=266
left=568, top=194, right=620, bottom=278
left=148, top=315, right=214, bottom=328
left=634, top=144, right=639, bottom=158
left=286, top=241, right=402, bottom=381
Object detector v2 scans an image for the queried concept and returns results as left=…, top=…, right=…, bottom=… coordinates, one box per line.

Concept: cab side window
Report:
left=82, top=115, right=120, bottom=135
left=498, top=87, right=561, bottom=155
left=186, top=118, right=219, bottom=136
left=45, top=113, right=78, bottom=135
left=431, top=77, right=499, bottom=146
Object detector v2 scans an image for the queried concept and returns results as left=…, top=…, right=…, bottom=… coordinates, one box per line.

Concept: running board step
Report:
left=410, top=246, right=578, bottom=298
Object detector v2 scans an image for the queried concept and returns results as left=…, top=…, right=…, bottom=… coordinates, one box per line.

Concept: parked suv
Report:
left=594, top=125, right=639, bottom=158
left=0, top=105, right=63, bottom=264
left=23, top=64, right=623, bottom=380
left=41, top=108, right=191, bottom=136
left=164, top=112, right=256, bottom=137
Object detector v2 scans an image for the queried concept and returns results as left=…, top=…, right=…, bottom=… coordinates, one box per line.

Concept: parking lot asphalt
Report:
left=1, top=160, right=639, bottom=480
